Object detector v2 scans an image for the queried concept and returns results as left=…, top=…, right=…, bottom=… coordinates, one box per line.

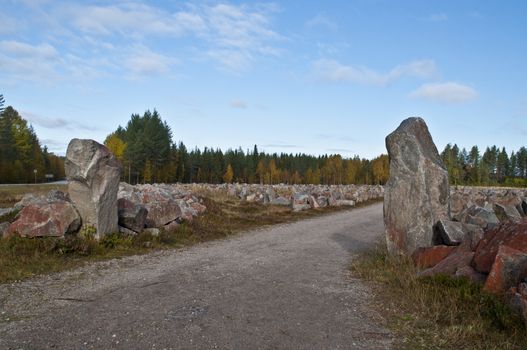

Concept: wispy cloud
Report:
left=426, top=13, right=448, bottom=22
left=68, top=3, right=200, bottom=37
left=125, top=46, right=175, bottom=77
left=306, top=13, right=337, bottom=31
left=0, top=1, right=284, bottom=84
left=326, top=148, right=354, bottom=153
left=261, top=143, right=299, bottom=149
left=316, top=133, right=355, bottom=142
left=410, top=82, right=478, bottom=103
left=313, top=59, right=438, bottom=86
left=21, top=111, right=100, bottom=131
left=0, top=40, right=62, bottom=83
left=230, top=99, right=248, bottom=109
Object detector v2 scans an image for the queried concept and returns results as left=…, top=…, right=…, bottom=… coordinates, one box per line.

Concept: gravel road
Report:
left=0, top=202, right=392, bottom=349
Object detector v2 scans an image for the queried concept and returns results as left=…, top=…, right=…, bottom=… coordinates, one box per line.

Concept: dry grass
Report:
left=351, top=241, right=527, bottom=349
left=0, top=188, right=378, bottom=283
left=0, top=184, right=68, bottom=208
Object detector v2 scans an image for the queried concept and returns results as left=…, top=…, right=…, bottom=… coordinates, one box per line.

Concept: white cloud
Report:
left=0, top=40, right=58, bottom=58
left=230, top=99, right=247, bottom=109
left=125, top=47, right=174, bottom=76
left=69, top=3, right=193, bottom=37
left=0, top=2, right=284, bottom=83
left=426, top=13, right=448, bottom=22
left=313, top=59, right=437, bottom=86
left=306, top=14, right=337, bottom=31
left=0, top=40, right=61, bottom=82
left=22, top=111, right=100, bottom=131
left=410, top=82, right=478, bottom=103
left=66, top=2, right=281, bottom=71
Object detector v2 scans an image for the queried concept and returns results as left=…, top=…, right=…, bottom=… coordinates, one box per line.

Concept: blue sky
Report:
left=1, top=0, right=526, bottom=158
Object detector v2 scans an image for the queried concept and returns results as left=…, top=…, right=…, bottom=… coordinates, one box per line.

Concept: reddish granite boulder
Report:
left=412, top=245, right=457, bottom=269
left=7, top=196, right=81, bottom=238
left=473, top=220, right=527, bottom=273
left=418, top=248, right=474, bottom=277
left=484, top=245, right=527, bottom=294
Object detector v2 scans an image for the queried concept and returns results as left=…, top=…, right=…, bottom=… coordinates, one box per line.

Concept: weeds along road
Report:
left=0, top=202, right=392, bottom=349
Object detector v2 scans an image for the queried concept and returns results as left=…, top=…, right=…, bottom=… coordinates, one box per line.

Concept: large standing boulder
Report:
left=384, top=117, right=450, bottom=255
left=65, top=139, right=121, bottom=238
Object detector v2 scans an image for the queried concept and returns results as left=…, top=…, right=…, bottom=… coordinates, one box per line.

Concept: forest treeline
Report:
left=1, top=102, right=526, bottom=187
left=0, top=97, right=65, bottom=183
left=441, top=143, right=527, bottom=187
left=104, top=110, right=390, bottom=185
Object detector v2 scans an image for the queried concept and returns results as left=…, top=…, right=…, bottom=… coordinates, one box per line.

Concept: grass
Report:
left=350, top=241, right=527, bottom=349
left=0, top=183, right=68, bottom=208
left=0, top=188, right=380, bottom=284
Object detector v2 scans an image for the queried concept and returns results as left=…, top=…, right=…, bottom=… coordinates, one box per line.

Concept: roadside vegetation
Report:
left=0, top=188, right=379, bottom=284
left=351, top=241, right=527, bottom=349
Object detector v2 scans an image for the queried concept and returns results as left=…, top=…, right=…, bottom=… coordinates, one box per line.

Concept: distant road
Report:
left=0, top=180, right=68, bottom=186
left=0, top=203, right=392, bottom=349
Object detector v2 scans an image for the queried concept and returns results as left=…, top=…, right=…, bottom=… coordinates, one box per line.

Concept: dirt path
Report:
left=0, top=203, right=391, bottom=349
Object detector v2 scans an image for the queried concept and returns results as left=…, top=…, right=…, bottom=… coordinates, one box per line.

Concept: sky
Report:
left=1, top=0, right=526, bottom=158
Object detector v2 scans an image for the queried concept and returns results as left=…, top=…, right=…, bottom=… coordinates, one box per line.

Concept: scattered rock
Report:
left=384, top=117, right=450, bottom=255
left=335, top=199, right=355, bottom=207
left=163, top=220, right=180, bottom=232
left=292, top=193, right=310, bottom=211
left=270, top=197, right=290, bottom=206
left=454, top=265, right=487, bottom=284
left=0, top=222, right=9, bottom=238
left=418, top=248, right=474, bottom=277
left=434, top=220, right=465, bottom=245
left=462, top=205, right=500, bottom=230
left=6, top=195, right=81, bottom=238
left=117, top=198, right=148, bottom=233
left=0, top=207, right=17, bottom=218
left=462, top=223, right=485, bottom=251
left=143, top=228, right=160, bottom=237
left=139, top=185, right=183, bottom=227
left=494, top=203, right=522, bottom=223
left=308, top=196, right=319, bottom=209
left=65, top=138, right=121, bottom=238
left=118, top=226, right=137, bottom=236
left=14, top=193, right=39, bottom=211
left=412, top=245, right=457, bottom=269
left=473, top=220, right=527, bottom=273
left=484, top=245, right=527, bottom=294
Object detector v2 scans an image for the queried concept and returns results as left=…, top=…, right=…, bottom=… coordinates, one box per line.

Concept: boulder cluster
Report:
left=384, top=117, right=527, bottom=322
left=179, top=183, right=384, bottom=211
left=0, top=139, right=206, bottom=239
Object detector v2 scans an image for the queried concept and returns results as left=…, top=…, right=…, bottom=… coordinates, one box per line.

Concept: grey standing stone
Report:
left=65, top=139, right=121, bottom=239
left=384, top=117, right=450, bottom=255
